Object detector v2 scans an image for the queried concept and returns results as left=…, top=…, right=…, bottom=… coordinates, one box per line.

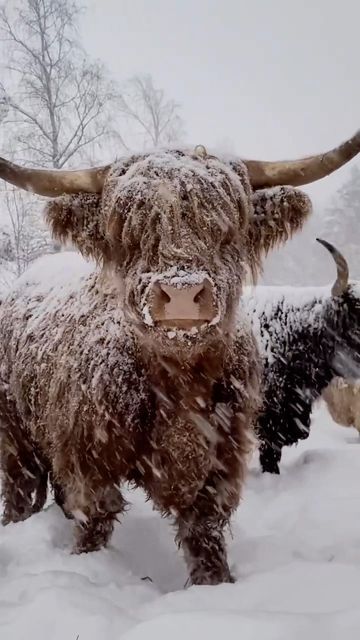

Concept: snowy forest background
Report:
left=0, top=0, right=359, bottom=295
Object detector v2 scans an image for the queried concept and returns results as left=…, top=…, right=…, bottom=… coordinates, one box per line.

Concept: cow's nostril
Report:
left=160, top=287, right=171, bottom=304
left=193, top=286, right=204, bottom=304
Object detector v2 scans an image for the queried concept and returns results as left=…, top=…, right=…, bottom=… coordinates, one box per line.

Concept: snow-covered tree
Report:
left=261, top=213, right=324, bottom=286
left=0, top=0, right=121, bottom=168
left=0, top=228, right=13, bottom=262
left=0, top=0, right=121, bottom=271
left=318, top=166, right=360, bottom=280
left=1, top=190, right=53, bottom=276
left=0, top=81, right=9, bottom=123
left=0, top=2, right=185, bottom=275
left=118, top=74, right=184, bottom=150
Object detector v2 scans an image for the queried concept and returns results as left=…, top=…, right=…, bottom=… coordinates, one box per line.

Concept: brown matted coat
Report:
left=0, top=139, right=357, bottom=585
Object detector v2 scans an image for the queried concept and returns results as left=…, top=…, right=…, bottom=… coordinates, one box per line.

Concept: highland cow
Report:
left=323, top=377, right=360, bottom=435
left=246, top=240, right=360, bottom=474
left=0, top=134, right=359, bottom=585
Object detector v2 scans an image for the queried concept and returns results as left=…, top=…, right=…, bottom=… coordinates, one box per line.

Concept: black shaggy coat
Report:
left=245, top=285, right=360, bottom=473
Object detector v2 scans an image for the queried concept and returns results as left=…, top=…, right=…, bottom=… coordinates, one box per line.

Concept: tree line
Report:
left=0, top=0, right=359, bottom=289
left=262, top=166, right=360, bottom=287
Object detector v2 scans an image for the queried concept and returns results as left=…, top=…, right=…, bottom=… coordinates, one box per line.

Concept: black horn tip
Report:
left=316, top=237, right=331, bottom=249
left=316, top=237, right=342, bottom=256
left=316, top=237, right=349, bottom=297
left=316, top=237, right=338, bottom=256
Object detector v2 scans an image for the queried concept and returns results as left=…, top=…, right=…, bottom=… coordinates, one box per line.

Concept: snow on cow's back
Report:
left=0, top=251, right=98, bottom=322
left=0, top=252, right=104, bottom=341
left=243, top=284, right=331, bottom=313
left=7, top=251, right=96, bottom=300
left=242, top=284, right=332, bottom=363
left=243, top=284, right=333, bottom=333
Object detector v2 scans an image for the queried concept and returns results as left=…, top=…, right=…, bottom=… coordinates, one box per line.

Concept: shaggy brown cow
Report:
left=0, top=135, right=359, bottom=585
left=323, top=377, right=360, bottom=435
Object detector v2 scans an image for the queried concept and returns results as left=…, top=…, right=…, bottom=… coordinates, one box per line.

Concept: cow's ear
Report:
left=247, top=186, right=312, bottom=278
left=45, top=194, right=110, bottom=262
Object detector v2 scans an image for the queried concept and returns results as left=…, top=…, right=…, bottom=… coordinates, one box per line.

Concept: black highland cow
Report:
left=245, top=239, right=360, bottom=473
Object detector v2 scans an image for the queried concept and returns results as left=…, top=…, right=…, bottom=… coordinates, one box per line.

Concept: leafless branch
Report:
left=118, top=74, right=184, bottom=149
left=1, top=188, right=53, bottom=276
left=0, top=0, right=123, bottom=168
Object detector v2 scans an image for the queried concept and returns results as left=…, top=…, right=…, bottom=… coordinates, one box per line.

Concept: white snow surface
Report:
left=1, top=406, right=360, bottom=639
left=1, top=256, right=360, bottom=637
left=8, top=251, right=96, bottom=300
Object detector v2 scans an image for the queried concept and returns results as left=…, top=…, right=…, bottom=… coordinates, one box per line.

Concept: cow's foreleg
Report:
left=175, top=401, right=253, bottom=586
left=175, top=470, right=241, bottom=586
left=259, top=442, right=282, bottom=474
left=74, top=513, right=118, bottom=553
left=1, top=426, right=47, bottom=525
left=60, top=478, right=127, bottom=553
left=177, top=511, right=234, bottom=586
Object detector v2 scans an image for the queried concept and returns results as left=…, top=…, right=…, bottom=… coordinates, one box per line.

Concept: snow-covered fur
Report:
left=0, top=254, right=259, bottom=586
left=323, top=377, right=360, bottom=435
left=0, top=149, right=311, bottom=585
left=245, top=284, right=360, bottom=473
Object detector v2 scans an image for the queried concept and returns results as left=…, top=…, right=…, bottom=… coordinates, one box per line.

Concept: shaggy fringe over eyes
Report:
left=247, top=186, right=312, bottom=282
left=45, top=194, right=109, bottom=262
left=109, top=158, right=251, bottom=273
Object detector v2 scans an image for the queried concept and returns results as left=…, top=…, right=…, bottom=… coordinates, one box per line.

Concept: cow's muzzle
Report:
left=149, top=278, right=217, bottom=330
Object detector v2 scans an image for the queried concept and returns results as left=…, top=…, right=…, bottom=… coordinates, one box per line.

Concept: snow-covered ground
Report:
left=0, top=404, right=360, bottom=639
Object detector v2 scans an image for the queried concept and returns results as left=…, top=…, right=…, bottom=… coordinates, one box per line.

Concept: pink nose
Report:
left=150, top=280, right=216, bottom=329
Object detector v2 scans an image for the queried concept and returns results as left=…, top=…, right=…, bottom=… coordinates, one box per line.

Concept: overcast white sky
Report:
left=82, top=0, right=360, bottom=207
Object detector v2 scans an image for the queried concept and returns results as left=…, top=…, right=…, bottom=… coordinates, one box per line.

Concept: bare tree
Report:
left=0, top=228, right=13, bottom=262
left=0, top=0, right=124, bottom=268
left=2, top=189, right=53, bottom=276
left=0, top=2, right=185, bottom=277
left=0, top=80, right=9, bottom=122
left=0, top=0, right=123, bottom=168
left=118, top=74, right=184, bottom=149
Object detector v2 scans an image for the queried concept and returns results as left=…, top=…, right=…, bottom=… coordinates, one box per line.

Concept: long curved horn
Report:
left=0, top=157, right=110, bottom=196
left=316, top=238, right=349, bottom=296
left=243, top=130, right=360, bottom=189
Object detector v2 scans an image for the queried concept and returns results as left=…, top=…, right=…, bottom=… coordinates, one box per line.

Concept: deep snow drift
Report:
left=0, top=404, right=360, bottom=639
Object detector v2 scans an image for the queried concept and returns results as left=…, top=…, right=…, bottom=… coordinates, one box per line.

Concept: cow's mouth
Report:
left=156, top=319, right=209, bottom=331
